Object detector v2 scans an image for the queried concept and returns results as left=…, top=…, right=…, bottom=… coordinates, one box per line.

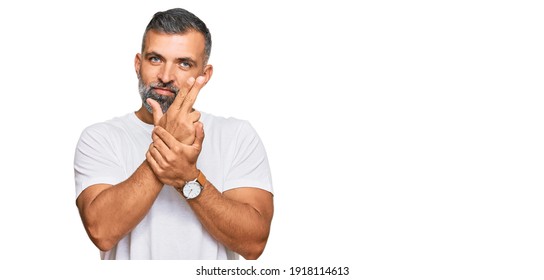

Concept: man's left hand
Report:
left=146, top=121, right=205, bottom=188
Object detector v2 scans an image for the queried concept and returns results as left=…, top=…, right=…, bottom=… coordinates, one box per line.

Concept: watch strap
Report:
left=195, top=170, right=207, bottom=187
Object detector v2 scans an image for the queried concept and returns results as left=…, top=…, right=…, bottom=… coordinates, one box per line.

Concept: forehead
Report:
left=143, top=30, right=206, bottom=59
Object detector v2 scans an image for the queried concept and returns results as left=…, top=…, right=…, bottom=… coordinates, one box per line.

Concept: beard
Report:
left=138, top=76, right=179, bottom=113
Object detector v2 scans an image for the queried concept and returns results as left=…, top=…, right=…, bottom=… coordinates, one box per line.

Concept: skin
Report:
left=76, top=30, right=274, bottom=260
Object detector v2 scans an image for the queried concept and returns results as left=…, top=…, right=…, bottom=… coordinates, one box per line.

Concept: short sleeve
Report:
left=74, top=124, right=126, bottom=198
left=223, top=121, right=273, bottom=193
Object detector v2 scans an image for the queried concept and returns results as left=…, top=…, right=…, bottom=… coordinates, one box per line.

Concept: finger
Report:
left=171, top=77, right=196, bottom=110
left=188, top=110, right=201, bottom=123
left=146, top=98, right=163, bottom=125
left=181, top=76, right=205, bottom=113
left=146, top=147, right=161, bottom=172
left=192, top=121, right=205, bottom=150
left=148, top=142, right=168, bottom=167
left=154, top=126, right=183, bottom=150
left=151, top=132, right=170, bottom=153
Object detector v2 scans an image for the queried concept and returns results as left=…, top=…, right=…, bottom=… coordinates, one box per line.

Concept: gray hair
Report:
left=141, top=8, right=212, bottom=63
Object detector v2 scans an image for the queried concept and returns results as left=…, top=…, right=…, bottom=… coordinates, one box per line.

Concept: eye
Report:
left=179, top=61, right=192, bottom=68
left=149, top=57, right=161, bottom=64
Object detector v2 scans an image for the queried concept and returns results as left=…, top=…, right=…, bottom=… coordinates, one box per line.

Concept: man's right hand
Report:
left=147, top=76, right=205, bottom=145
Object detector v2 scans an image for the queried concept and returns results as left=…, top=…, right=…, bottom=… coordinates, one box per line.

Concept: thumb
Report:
left=146, top=98, right=163, bottom=125
left=193, top=121, right=205, bottom=150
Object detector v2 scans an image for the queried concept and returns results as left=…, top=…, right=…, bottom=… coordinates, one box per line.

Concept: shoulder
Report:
left=199, top=112, right=266, bottom=157
left=77, top=113, right=136, bottom=143
left=200, top=112, right=257, bottom=138
left=200, top=111, right=248, bottom=128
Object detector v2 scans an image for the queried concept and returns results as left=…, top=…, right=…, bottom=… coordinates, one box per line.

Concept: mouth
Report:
left=152, top=87, right=175, bottom=97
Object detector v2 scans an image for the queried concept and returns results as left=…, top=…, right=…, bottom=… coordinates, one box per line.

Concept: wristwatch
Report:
left=182, top=170, right=207, bottom=199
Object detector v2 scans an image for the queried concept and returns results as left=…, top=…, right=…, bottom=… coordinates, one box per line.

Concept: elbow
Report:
left=78, top=207, right=119, bottom=252
left=240, top=220, right=272, bottom=260
left=91, top=235, right=116, bottom=252
left=241, top=239, right=267, bottom=260
left=84, top=221, right=118, bottom=252
left=77, top=189, right=119, bottom=252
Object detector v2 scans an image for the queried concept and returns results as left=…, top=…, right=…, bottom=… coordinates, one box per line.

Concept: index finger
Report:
left=169, top=76, right=196, bottom=111
left=153, top=126, right=180, bottom=151
left=181, top=76, right=205, bottom=113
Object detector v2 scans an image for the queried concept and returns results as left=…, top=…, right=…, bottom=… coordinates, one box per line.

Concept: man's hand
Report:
left=147, top=76, right=205, bottom=145
left=145, top=121, right=205, bottom=188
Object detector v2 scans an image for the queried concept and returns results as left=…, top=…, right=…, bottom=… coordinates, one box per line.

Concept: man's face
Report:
left=136, top=29, right=209, bottom=113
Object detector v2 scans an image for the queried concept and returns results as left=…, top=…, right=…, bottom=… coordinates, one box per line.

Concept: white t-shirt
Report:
left=74, top=112, right=273, bottom=260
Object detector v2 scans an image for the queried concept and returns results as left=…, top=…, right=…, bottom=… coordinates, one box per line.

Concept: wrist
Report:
left=173, top=168, right=200, bottom=189
left=178, top=169, right=207, bottom=200
left=187, top=168, right=200, bottom=182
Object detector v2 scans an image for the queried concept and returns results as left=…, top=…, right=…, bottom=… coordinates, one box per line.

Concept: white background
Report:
left=0, top=0, right=543, bottom=279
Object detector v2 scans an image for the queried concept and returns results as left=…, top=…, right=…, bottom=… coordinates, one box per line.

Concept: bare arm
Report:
left=146, top=124, right=274, bottom=259
left=145, top=76, right=273, bottom=259
left=189, top=184, right=274, bottom=260
left=76, top=77, right=206, bottom=252
left=76, top=161, right=163, bottom=251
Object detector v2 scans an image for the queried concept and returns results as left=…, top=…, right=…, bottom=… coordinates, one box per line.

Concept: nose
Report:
left=157, top=63, right=175, bottom=84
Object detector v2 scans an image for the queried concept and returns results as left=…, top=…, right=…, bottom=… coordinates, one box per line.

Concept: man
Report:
left=74, top=8, right=274, bottom=260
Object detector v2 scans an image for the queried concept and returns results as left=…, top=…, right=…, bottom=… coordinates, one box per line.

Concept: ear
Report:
left=201, top=64, right=214, bottom=86
left=134, top=53, right=142, bottom=77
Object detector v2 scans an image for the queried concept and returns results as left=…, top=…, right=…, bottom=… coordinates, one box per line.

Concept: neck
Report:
left=135, top=105, right=154, bottom=125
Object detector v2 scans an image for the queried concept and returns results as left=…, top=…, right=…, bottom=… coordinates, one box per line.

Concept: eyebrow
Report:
left=144, top=51, right=164, bottom=60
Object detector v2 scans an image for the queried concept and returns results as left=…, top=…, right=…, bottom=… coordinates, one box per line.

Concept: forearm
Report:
left=146, top=124, right=273, bottom=259
left=187, top=183, right=272, bottom=260
left=77, top=161, right=163, bottom=251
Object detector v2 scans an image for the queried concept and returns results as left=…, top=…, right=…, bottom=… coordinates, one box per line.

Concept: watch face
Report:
left=183, top=181, right=202, bottom=199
